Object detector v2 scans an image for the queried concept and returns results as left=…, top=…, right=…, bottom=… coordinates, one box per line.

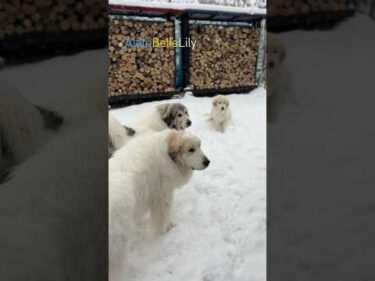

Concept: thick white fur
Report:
left=0, top=83, right=47, bottom=171
left=133, top=103, right=190, bottom=132
left=133, top=107, right=168, bottom=132
left=108, top=114, right=132, bottom=157
left=210, top=95, right=232, bottom=132
left=109, top=129, right=209, bottom=281
left=0, top=50, right=107, bottom=280
left=0, top=115, right=107, bottom=281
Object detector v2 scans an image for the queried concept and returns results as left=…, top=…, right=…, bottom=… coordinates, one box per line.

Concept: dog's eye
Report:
left=189, top=148, right=195, bottom=153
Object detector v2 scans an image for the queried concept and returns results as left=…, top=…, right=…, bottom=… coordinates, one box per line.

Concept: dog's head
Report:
left=212, top=95, right=230, bottom=112
left=268, top=35, right=286, bottom=70
left=167, top=130, right=210, bottom=172
left=157, top=103, right=191, bottom=130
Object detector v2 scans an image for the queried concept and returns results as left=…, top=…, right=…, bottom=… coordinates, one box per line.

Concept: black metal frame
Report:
left=180, top=13, right=191, bottom=89
left=109, top=91, right=178, bottom=108
left=184, top=10, right=264, bottom=23
left=109, top=6, right=177, bottom=21
left=192, top=85, right=258, bottom=97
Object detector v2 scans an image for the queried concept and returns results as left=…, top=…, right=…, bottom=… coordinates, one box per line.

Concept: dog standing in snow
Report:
left=108, top=103, right=192, bottom=157
left=109, top=129, right=210, bottom=281
left=210, top=95, right=231, bottom=132
left=134, top=103, right=191, bottom=132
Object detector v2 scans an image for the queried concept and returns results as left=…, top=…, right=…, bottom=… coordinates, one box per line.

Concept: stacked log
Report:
left=108, top=16, right=176, bottom=96
left=268, top=0, right=348, bottom=17
left=189, top=24, right=259, bottom=90
left=0, top=0, right=107, bottom=40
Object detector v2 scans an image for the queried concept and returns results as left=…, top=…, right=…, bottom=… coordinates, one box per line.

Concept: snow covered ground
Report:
left=110, top=88, right=266, bottom=281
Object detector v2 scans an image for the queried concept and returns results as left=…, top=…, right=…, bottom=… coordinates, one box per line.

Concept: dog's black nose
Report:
left=221, top=107, right=225, bottom=110
left=187, top=120, right=192, bottom=126
left=203, top=158, right=210, bottom=167
left=268, top=62, right=275, bottom=68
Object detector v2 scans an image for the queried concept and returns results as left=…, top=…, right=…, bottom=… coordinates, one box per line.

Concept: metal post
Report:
left=255, top=18, right=266, bottom=86
left=180, top=13, right=190, bottom=89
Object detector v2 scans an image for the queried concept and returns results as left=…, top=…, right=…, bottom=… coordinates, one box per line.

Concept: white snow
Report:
left=109, top=0, right=266, bottom=15
left=110, top=88, right=266, bottom=281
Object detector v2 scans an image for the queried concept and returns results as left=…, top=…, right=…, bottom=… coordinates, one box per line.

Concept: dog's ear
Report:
left=123, top=125, right=135, bottom=136
left=167, top=130, right=184, bottom=162
left=157, top=104, right=173, bottom=127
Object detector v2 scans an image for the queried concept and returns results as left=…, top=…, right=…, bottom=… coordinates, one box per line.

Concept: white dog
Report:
left=0, top=83, right=63, bottom=182
left=108, top=114, right=135, bottom=158
left=109, top=129, right=210, bottom=281
left=108, top=103, right=191, bottom=157
left=134, top=103, right=191, bottom=132
left=210, top=95, right=232, bottom=132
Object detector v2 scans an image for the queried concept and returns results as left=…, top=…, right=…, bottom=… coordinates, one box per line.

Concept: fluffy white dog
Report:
left=109, top=129, right=210, bottom=281
left=134, top=103, right=191, bottom=132
left=0, top=50, right=107, bottom=280
left=210, top=95, right=232, bottom=132
left=0, top=83, right=63, bottom=182
left=108, top=114, right=135, bottom=158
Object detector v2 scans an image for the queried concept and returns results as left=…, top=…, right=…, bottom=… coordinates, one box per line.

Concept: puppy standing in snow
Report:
left=109, top=129, right=210, bottom=281
left=210, top=95, right=232, bottom=132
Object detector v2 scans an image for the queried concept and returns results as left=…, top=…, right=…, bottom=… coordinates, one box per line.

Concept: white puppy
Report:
left=108, top=114, right=135, bottom=158
left=210, top=95, right=232, bottom=132
left=134, top=103, right=191, bottom=132
left=109, top=129, right=210, bottom=281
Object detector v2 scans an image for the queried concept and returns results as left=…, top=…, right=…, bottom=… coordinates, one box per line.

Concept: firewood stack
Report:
left=189, top=24, right=259, bottom=90
left=269, top=0, right=348, bottom=17
left=0, top=0, right=107, bottom=40
left=108, top=16, right=176, bottom=96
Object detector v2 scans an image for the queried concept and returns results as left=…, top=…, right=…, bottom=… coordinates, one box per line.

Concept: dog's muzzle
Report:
left=203, top=157, right=210, bottom=168
left=187, top=119, right=192, bottom=127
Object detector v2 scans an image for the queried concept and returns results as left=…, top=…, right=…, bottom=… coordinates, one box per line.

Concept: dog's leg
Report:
left=150, top=193, right=173, bottom=234
left=109, top=232, right=128, bottom=281
left=213, top=121, right=220, bottom=132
